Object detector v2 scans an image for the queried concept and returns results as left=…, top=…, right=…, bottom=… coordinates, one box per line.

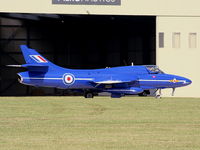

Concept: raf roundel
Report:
left=63, top=73, right=75, bottom=85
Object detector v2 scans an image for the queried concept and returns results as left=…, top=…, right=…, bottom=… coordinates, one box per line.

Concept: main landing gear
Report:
left=138, top=90, right=150, bottom=97
left=84, top=91, right=94, bottom=98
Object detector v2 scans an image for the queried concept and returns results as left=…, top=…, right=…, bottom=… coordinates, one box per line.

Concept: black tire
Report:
left=142, top=92, right=148, bottom=96
left=155, top=95, right=161, bottom=99
left=84, top=92, right=94, bottom=98
left=138, top=90, right=150, bottom=97
left=138, top=93, right=147, bottom=96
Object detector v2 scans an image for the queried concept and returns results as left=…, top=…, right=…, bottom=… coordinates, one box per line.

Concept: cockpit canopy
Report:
left=145, top=65, right=164, bottom=74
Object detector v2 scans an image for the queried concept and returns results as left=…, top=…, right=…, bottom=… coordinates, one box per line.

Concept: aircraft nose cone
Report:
left=184, top=78, right=192, bottom=85
left=171, top=75, right=192, bottom=87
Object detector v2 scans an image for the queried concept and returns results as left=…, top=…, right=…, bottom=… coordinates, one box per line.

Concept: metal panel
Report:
left=52, top=0, right=121, bottom=5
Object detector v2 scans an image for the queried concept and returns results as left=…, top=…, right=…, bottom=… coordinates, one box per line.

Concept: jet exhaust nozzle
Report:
left=17, top=73, right=23, bottom=83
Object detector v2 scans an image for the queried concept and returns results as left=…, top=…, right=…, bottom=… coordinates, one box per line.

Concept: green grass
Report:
left=0, top=97, right=200, bottom=150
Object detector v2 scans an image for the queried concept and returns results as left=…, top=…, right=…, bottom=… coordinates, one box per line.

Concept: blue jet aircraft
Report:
left=9, top=45, right=192, bottom=98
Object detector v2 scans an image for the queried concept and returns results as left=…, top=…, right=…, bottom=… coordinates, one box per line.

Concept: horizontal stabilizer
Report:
left=6, top=65, right=22, bottom=68
left=6, top=64, right=48, bottom=72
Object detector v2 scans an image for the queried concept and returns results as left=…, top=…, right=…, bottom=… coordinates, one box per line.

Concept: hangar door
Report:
left=0, top=14, right=156, bottom=96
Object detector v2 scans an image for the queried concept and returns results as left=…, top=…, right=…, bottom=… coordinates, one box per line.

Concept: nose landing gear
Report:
left=172, top=88, right=176, bottom=96
left=155, top=89, right=162, bottom=99
left=155, top=88, right=176, bottom=99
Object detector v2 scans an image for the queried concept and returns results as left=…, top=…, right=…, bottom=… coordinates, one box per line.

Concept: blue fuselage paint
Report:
left=18, top=66, right=192, bottom=95
left=15, top=45, right=192, bottom=97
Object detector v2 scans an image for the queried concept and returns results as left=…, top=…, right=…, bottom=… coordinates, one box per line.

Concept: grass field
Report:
left=0, top=97, right=200, bottom=150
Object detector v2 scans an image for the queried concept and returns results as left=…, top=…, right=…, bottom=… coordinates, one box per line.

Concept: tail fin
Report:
left=19, top=45, right=61, bottom=72
left=7, top=45, right=62, bottom=72
left=21, top=45, right=51, bottom=65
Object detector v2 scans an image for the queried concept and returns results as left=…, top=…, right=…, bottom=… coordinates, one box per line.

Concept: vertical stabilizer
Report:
left=20, top=45, right=60, bottom=69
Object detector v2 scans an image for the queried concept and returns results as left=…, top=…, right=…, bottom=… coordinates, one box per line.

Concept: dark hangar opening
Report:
left=0, top=13, right=156, bottom=96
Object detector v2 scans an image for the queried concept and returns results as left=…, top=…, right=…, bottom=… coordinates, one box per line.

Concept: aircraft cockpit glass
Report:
left=145, top=65, right=164, bottom=74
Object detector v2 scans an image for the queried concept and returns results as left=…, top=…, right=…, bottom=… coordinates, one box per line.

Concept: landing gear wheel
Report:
left=155, top=89, right=162, bottom=99
left=138, top=90, right=150, bottom=97
left=155, top=95, right=161, bottom=99
left=138, top=93, right=147, bottom=97
left=84, top=92, right=94, bottom=98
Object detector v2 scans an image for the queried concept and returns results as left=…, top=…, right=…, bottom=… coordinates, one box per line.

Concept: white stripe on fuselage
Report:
left=22, top=77, right=93, bottom=81
left=21, top=78, right=187, bottom=83
left=23, top=77, right=62, bottom=80
left=139, top=79, right=186, bottom=83
left=75, top=78, right=93, bottom=81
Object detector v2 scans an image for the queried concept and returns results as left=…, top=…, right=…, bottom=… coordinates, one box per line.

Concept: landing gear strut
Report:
left=172, top=88, right=176, bottom=96
left=155, top=89, right=162, bottom=99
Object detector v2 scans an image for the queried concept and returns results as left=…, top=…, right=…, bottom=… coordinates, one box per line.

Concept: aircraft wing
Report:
left=93, top=75, right=137, bottom=84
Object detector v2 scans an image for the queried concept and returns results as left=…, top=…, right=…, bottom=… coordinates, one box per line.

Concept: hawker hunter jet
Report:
left=8, top=45, right=192, bottom=98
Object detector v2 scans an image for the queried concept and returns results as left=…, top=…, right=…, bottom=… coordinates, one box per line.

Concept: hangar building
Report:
left=0, top=0, right=199, bottom=97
